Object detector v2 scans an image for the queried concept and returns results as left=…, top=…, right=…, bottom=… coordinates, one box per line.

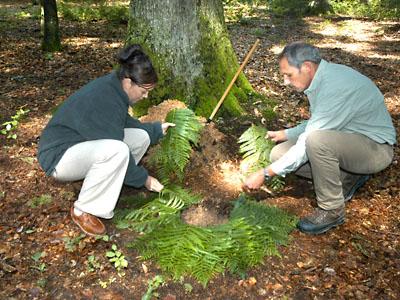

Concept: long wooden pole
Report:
left=208, top=39, right=260, bottom=121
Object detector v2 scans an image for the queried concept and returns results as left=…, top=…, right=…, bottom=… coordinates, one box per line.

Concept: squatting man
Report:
left=244, top=42, right=396, bottom=234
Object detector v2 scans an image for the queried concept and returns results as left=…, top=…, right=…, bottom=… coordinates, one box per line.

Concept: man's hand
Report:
left=161, top=122, right=176, bottom=135
left=145, top=176, right=164, bottom=192
left=266, top=130, right=287, bottom=143
left=243, top=169, right=265, bottom=190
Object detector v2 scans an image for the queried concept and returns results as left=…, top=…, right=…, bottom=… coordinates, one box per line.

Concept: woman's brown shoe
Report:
left=70, top=207, right=106, bottom=236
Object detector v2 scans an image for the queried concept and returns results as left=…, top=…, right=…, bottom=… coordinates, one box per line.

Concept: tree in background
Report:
left=127, top=0, right=258, bottom=118
left=41, top=0, right=61, bottom=52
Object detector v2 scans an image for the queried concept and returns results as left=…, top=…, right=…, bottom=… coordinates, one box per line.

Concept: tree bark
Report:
left=127, top=0, right=255, bottom=118
left=41, top=0, right=61, bottom=52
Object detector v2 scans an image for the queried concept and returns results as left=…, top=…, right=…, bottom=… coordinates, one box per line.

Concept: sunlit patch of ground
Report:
left=308, top=18, right=400, bottom=60
left=64, top=37, right=122, bottom=49
left=218, top=161, right=243, bottom=193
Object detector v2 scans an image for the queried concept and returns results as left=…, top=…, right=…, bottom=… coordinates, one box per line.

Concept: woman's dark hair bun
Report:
left=117, top=44, right=158, bottom=85
left=118, top=44, right=144, bottom=64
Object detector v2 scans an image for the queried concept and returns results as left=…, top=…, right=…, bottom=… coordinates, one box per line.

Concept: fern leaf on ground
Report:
left=127, top=195, right=297, bottom=286
left=116, top=186, right=201, bottom=233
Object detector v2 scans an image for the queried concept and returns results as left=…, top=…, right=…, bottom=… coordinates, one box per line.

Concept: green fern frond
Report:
left=118, top=186, right=201, bottom=233
left=149, top=108, right=203, bottom=184
left=230, top=194, right=298, bottom=246
left=127, top=195, right=297, bottom=286
left=130, top=222, right=224, bottom=286
left=238, top=125, right=286, bottom=191
left=269, top=176, right=285, bottom=191
left=238, top=125, right=275, bottom=174
left=160, top=185, right=202, bottom=209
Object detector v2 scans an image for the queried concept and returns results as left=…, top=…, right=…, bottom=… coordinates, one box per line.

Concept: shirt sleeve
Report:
left=285, top=121, right=308, bottom=141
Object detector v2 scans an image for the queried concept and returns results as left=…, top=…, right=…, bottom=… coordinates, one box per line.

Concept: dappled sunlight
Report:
left=270, top=44, right=284, bottom=55
left=218, top=161, right=243, bottom=192
left=308, top=19, right=400, bottom=60
left=64, top=37, right=98, bottom=47
left=310, top=19, right=380, bottom=41
left=64, top=37, right=123, bottom=51
left=19, top=115, right=51, bottom=138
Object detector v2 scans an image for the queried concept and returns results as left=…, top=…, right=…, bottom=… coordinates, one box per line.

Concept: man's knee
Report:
left=270, top=141, right=294, bottom=162
left=270, top=146, right=282, bottom=162
left=305, top=130, right=330, bottom=154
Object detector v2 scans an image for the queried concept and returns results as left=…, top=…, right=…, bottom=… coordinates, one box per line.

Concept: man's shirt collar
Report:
left=304, top=59, right=328, bottom=95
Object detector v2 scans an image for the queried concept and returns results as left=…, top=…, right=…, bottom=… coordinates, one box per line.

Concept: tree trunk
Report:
left=41, top=0, right=61, bottom=52
left=127, top=0, right=255, bottom=118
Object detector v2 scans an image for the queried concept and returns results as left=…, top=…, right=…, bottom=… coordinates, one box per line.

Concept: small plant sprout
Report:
left=141, top=275, right=165, bottom=300
left=184, top=282, right=193, bottom=293
left=87, top=255, right=101, bottom=272
left=31, top=251, right=46, bottom=272
left=95, top=234, right=110, bottom=242
left=29, top=194, right=52, bottom=208
left=63, top=234, right=86, bottom=252
left=98, top=277, right=116, bottom=288
left=106, top=244, right=128, bottom=274
left=1, top=107, right=29, bottom=139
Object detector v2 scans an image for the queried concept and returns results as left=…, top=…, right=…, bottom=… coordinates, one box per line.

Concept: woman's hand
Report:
left=145, top=176, right=164, bottom=192
left=161, top=122, right=176, bottom=135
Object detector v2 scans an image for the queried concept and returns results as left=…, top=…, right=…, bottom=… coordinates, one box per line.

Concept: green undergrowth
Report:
left=58, top=0, right=129, bottom=23
left=223, top=0, right=399, bottom=19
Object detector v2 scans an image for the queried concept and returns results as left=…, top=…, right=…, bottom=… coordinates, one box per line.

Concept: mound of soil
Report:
left=139, top=100, right=244, bottom=225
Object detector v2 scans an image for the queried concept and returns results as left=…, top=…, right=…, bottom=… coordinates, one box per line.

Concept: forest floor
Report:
left=1, top=1, right=400, bottom=299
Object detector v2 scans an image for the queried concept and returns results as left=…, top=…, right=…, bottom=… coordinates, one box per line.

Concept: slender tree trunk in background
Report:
left=41, top=0, right=61, bottom=52
left=127, top=0, right=255, bottom=118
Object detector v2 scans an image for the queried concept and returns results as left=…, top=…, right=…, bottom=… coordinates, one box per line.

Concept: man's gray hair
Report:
left=279, top=42, right=321, bottom=69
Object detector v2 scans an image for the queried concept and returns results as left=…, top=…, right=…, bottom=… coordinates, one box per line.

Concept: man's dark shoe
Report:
left=344, top=175, right=370, bottom=202
left=297, top=206, right=345, bottom=235
left=70, top=207, right=106, bottom=236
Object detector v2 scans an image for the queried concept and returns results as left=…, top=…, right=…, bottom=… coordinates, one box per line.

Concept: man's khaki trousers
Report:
left=270, top=130, right=393, bottom=210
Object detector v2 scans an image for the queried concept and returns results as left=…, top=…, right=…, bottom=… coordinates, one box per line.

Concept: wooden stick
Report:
left=208, top=39, right=260, bottom=121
